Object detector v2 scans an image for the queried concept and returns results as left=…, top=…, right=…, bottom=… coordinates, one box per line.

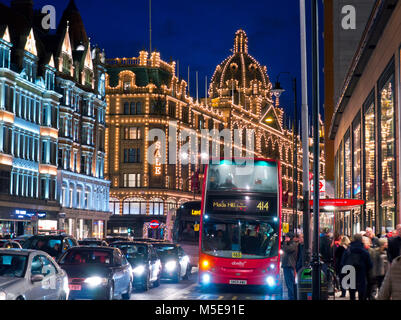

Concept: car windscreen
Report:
left=59, top=249, right=113, bottom=265
left=153, top=245, right=178, bottom=259
left=22, top=237, right=62, bottom=254
left=0, top=254, right=27, bottom=278
left=111, top=244, right=148, bottom=260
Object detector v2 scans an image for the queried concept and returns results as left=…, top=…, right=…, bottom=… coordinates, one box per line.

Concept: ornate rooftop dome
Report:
left=209, top=30, right=272, bottom=100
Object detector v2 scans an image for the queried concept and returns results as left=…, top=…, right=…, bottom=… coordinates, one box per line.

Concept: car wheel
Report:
left=172, top=266, right=181, bottom=283
left=183, top=265, right=191, bottom=280
left=59, top=291, right=67, bottom=300
left=153, top=276, right=160, bottom=288
left=107, top=283, right=114, bottom=300
left=142, top=272, right=150, bottom=291
left=122, top=281, right=132, bottom=300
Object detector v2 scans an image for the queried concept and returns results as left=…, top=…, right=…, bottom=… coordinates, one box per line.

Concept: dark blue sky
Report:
left=4, top=0, right=325, bottom=125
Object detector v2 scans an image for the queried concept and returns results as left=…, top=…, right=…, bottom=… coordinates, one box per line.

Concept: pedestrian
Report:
left=281, top=232, right=298, bottom=300
left=319, top=227, right=332, bottom=279
left=295, top=233, right=304, bottom=273
left=319, top=227, right=332, bottom=264
left=363, top=236, right=377, bottom=300
left=375, top=238, right=389, bottom=290
left=377, top=255, right=401, bottom=300
left=334, top=235, right=350, bottom=297
left=387, top=224, right=401, bottom=263
left=365, top=227, right=380, bottom=248
left=341, top=233, right=373, bottom=301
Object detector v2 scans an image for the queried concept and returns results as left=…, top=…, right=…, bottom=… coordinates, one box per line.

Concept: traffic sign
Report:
left=149, top=220, right=160, bottom=229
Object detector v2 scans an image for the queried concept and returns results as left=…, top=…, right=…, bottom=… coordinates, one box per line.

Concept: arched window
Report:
left=149, top=198, right=164, bottom=216
left=123, top=197, right=146, bottom=215
left=84, top=186, right=91, bottom=210
left=166, top=198, right=177, bottom=213
left=109, top=197, right=120, bottom=215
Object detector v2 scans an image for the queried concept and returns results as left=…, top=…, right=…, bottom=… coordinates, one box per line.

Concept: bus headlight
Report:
left=0, top=291, right=6, bottom=300
left=165, top=261, right=177, bottom=272
left=133, top=265, right=145, bottom=275
left=202, top=274, right=211, bottom=284
left=270, top=264, right=275, bottom=270
left=266, top=276, right=275, bottom=287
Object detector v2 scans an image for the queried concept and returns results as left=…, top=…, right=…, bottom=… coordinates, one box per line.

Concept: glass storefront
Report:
left=93, top=220, right=104, bottom=239
left=379, top=76, right=396, bottom=231
left=339, top=142, right=344, bottom=198
left=335, top=60, right=398, bottom=235
left=344, top=134, right=352, bottom=199
left=353, top=121, right=362, bottom=200
left=364, top=101, right=376, bottom=229
left=0, top=221, right=13, bottom=236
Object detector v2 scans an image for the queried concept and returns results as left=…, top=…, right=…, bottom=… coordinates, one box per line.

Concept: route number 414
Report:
left=257, top=201, right=269, bottom=211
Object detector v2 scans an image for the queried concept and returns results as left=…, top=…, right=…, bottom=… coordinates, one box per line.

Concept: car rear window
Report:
left=59, top=249, right=113, bottom=265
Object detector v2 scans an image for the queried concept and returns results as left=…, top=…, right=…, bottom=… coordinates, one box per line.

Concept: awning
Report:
left=309, top=199, right=365, bottom=212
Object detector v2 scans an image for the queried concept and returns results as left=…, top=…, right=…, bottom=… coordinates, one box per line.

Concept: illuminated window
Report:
left=379, top=72, right=396, bottom=230
left=124, top=127, right=141, bottom=140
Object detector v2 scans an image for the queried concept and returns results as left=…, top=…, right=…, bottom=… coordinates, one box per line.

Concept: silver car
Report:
left=0, top=249, right=69, bottom=300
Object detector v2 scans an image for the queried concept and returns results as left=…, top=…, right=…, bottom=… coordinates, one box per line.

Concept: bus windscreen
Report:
left=207, top=160, right=278, bottom=193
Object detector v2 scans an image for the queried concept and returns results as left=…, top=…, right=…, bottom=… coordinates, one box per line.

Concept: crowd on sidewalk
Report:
left=281, top=225, right=401, bottom=300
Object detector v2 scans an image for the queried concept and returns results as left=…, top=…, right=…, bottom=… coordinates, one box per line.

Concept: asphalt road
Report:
left=129, top=271, right=284, bottom=300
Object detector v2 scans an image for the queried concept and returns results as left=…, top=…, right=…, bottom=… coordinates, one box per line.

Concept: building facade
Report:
left=0, top=1, right=61, bottom=236
left=0, top=0, right=110, bottom=238
left=50, top=0, right=110, bottom=239
left=105, top=30, right=324, bottom=237
left=329, top=0, right=400, bottom=235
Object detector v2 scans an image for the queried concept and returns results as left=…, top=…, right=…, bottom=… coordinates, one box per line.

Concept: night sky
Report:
left=2, top=0, right=325, bottom=125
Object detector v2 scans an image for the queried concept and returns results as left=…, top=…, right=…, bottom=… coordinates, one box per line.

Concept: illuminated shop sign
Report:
left=153, top=141, right=162, bottom=176
left=13, top=210, right=47, bottom=220
left=206, top=196, right=277, bottom=216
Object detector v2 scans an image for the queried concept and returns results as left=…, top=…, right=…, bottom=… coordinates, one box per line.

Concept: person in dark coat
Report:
left=334, top=236, right=350, bottom=297
left=387, top=225, right=401, bottom=264
left=341, top=233, right=373, bottom=300
left=281, top=232, right=298, bottom=300
left=320, top=228, right=332, bottom=264
left=295, top=233, right=304, bottom=273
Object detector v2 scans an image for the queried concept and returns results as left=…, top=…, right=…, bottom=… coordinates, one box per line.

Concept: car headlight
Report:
left=165, top=261, right=177, bottom=272
left=0, top=291, right=6, bottom=300
left=133, top=265, right=145, bottom=275
left=181, top=255, right=190, bottom=264
left=63, top=277, right=69, bottom=293
left=84, top=276, right=108, bottom=287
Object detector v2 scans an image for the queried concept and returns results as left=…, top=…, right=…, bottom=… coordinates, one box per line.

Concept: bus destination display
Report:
left=207, top=197, right=277, bottom=216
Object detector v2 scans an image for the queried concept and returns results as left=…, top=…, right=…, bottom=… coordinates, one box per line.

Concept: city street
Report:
left=130, top=271, right=283, bottom=301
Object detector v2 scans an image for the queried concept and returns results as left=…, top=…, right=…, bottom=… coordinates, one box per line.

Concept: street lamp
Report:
left=272, top=73, right=299, bottom=234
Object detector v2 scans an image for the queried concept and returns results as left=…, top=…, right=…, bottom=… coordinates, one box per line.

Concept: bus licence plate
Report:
left=229, top=280, right=247, bottom=285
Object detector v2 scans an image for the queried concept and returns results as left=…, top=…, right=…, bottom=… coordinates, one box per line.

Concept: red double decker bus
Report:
left=199, top=158, right=282, bottom=291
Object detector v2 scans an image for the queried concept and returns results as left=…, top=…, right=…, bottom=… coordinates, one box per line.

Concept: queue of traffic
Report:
left=0, top=234, right=192, bottom=300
